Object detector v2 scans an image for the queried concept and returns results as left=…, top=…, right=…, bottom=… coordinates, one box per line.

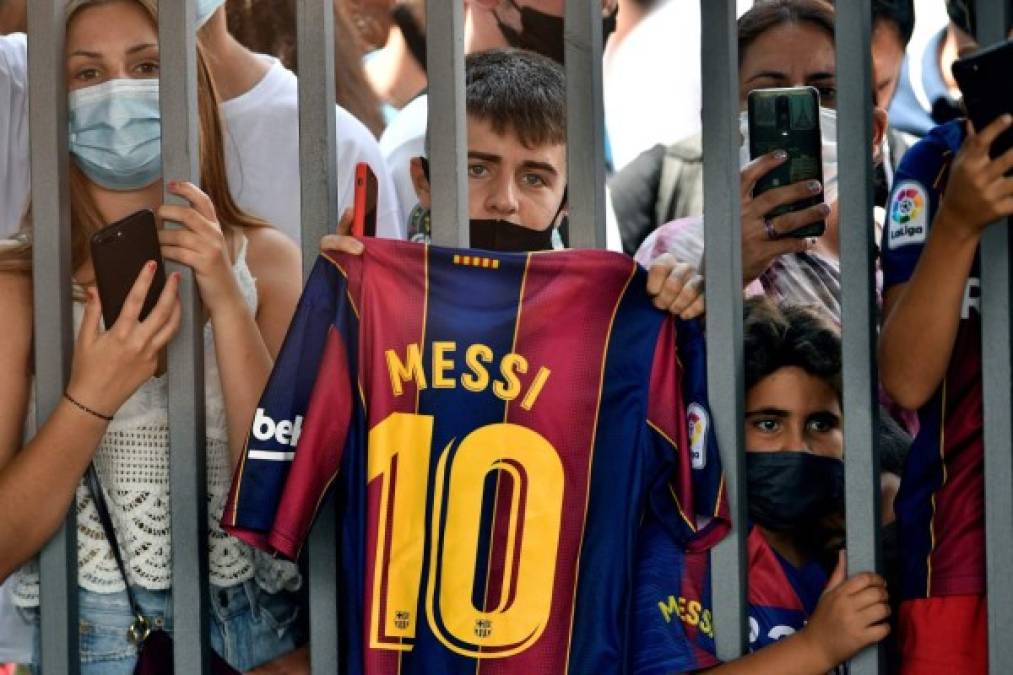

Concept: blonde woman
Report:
left=0, top=1, right=306, bottom=672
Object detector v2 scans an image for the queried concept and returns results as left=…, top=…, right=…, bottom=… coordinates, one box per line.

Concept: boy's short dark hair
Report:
left=464, top=48, right=567, bottom=150
left=743, top=297, right=843, bottom=400
left=873, top=0, right=915, bottom=49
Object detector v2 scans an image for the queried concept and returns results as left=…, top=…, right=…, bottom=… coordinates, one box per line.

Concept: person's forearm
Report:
left=879, top=209, right=980, bottom=409
left=0, top=400, right=107, bottom=582
left=702, top=630, right=833, bottom=675
left=211, top=302, right=274, bottom=467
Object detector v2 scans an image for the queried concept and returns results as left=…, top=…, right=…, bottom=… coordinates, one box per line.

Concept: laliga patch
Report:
left=687, top=403, right=709, bottom=470
left=888, top=181, right=928, bottom=248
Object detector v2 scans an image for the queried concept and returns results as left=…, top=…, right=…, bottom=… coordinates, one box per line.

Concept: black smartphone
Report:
left=748, top=86, right=825, bottom=238
left=352, top=162, right=378, bottom=237
left=952, top=39, right=1013, bottom=163
left=90, top=209, right=165, bottom=328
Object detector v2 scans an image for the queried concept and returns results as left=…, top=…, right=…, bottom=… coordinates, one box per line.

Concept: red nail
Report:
left=168, top=180, right=178, bottom=190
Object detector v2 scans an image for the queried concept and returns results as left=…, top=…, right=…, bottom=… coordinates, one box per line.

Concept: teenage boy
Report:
left=879, top=26, right=1013, bottom=675
left=327, top=47, right=704, bottom=319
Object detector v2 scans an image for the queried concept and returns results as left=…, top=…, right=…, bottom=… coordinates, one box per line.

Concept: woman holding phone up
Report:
left=634, top=0, right=888, bottom=322
left=0, top=0, right=306, bottom=672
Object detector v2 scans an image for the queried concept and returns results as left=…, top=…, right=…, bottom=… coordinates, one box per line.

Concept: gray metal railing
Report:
left=978, top=0, right=1013, bottom=670
left=21, top=0, right=1013, bottom=673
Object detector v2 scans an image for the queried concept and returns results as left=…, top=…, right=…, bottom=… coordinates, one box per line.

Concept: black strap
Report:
left=84, top=464, right=143, bottom=620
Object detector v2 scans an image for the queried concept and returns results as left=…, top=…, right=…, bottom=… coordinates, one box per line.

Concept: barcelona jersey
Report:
left=222, top=238, right=729, bottom=674
left=881, top=120, right=985, bottom=599
left=632, top=522, right=831, bottom=674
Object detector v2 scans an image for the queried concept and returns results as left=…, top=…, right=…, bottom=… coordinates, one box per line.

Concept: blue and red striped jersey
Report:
left=222, top=238, right=729, bottom=674
left=632, top=522, right=830, bottom=674
left=881, top=120, right=985, bottom=599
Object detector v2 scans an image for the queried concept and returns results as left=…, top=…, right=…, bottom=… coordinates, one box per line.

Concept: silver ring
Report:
left=764, top=217, right=778, bottom=241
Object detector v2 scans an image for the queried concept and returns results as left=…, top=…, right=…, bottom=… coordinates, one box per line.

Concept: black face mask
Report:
left=746, top=451, right=845, bottom=534
left=494, top=0, right=566, bottom=64
left=469, top=219, right=554, bottom=252
left=420, top=157, right=565, bottom=252
left=391, top=4, right=427, bottom=72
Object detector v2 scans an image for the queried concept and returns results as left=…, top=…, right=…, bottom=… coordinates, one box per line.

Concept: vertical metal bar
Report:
left=27, top=1, right=79, bottom=672
left=700, top=0, right=748, bottom=659
left=295, top=1, right=341, bottom=672
left=160, top=2, right=210, bottom=673
left=426, top=1, right=468, bottom=247
left=976, top=2, right=1013, bottom=671
left=564, top=0, right=606, bottom=249
left=836, top=1, right=884, bottom=673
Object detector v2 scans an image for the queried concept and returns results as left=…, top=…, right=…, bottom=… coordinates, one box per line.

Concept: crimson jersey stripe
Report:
left=478, top=254, right=635, bottom=675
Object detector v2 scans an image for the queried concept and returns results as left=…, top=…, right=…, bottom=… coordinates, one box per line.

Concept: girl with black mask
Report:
left=631, top=298, right=891, bottom=675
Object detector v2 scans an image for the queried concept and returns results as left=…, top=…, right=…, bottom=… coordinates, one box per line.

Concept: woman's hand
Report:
left=646, top=253, right=705, bottom=320
left=740, top=151, right=829, bottom=285
left=320, top=207, right=365, bottom=255
left=157, top=181, right=243, bottom=316
left=798, top=551, right=890, bottom=670
left=67, top=264, right=181, bottom=417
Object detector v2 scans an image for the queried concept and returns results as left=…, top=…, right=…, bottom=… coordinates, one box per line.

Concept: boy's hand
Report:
left=320, top=207, right=365, bottom=255
left=799, top=551, right=891, bottom=669
left=938, top=115, right=1013, bottom=239
left=646, top=253, right=705, bottom=319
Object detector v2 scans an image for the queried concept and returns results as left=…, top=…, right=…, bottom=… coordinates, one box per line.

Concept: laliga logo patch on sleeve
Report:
left=687, top=403, right=709, bottom=470
left=888, top=181, right=929, bottom=248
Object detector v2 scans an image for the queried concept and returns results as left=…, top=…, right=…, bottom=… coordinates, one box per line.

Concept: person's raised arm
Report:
left=880, top=116, right=1013, bottom=410
left=0, top=266, right=180, bottom=581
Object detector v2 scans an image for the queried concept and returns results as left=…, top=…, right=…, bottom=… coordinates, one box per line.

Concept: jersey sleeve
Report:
left=222, top=254, right=357, bottom=554
left=632, top=516, right=720, bottom=674
left=646, top=317, right=730, bottom=553
left=881, top=130, right=951, bottom=290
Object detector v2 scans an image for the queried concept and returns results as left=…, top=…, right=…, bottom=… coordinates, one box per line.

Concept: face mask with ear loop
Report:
left=492, top=0, right=619, bottom=64
left=419, top=157, right=565, bottom=251
left=391, top=4, right=427, bottom=72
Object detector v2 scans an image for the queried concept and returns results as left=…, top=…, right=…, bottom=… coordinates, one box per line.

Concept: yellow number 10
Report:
left=367, top=412, right=565, bottom=658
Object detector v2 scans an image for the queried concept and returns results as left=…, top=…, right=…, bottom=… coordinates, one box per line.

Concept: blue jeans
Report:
left=18, top=581, right=303, bottom=674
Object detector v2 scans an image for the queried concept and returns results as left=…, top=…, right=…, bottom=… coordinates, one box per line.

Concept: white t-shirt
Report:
left=378, top=93, right=427, bottom=230
left=603, top=0, right=703, bottom=172
left=0, top=33, right=30, bottom=237
left=220, top=55, right=403, bottom=243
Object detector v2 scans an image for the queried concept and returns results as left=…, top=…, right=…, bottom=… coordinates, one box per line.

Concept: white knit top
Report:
left=13, top=235, right=301, bottom=605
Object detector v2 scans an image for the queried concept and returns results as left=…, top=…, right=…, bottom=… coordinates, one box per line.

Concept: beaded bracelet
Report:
left=64, top=392, right=114, bottom=422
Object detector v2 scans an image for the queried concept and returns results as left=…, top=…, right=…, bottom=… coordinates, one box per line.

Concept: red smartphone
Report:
left=90, top=209, right=166, bottom=329
left=352, top=162, right=379, bottom=237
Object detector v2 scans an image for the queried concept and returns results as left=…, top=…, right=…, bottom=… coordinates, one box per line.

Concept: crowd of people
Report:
left=0, top=0, right=1008, bottom=673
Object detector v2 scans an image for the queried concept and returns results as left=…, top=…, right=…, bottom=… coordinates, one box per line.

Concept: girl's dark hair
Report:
left=743, top=296, right=843, bottom=401
left=738, top=0, right=836, bottom=65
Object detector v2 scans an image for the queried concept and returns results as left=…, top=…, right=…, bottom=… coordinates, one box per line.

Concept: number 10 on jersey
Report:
left=367, top=412, right=566, bottom=658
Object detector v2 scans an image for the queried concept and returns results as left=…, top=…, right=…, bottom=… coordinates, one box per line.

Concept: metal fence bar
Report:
left=295, top=0, right=341, bottom=672
left=160, top=1, right=211, bottom=673
left=976, top=1, right=1013, bottom=671
left=564, top=0, right=606, bottom=249
left=700, top=0, right=748, bottom=659
left=835, top=1, right=884, bottom=673
left=426, top=1, right=468, bottom=247
left=27, top=1, right=79, bottom=672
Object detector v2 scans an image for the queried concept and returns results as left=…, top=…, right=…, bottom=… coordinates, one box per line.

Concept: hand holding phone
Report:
left=352, top=162, right=379, bottom=237
left=953, top=39, right=1013, bottom=165
left=748, top=86, right=826, bottom=238
left=90, top=209, right=166, bottom=328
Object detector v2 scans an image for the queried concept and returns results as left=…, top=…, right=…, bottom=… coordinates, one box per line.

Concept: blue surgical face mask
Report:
left=68, top=78, right=162, bottom=191
left=197, top=0, right=226, bottom=27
